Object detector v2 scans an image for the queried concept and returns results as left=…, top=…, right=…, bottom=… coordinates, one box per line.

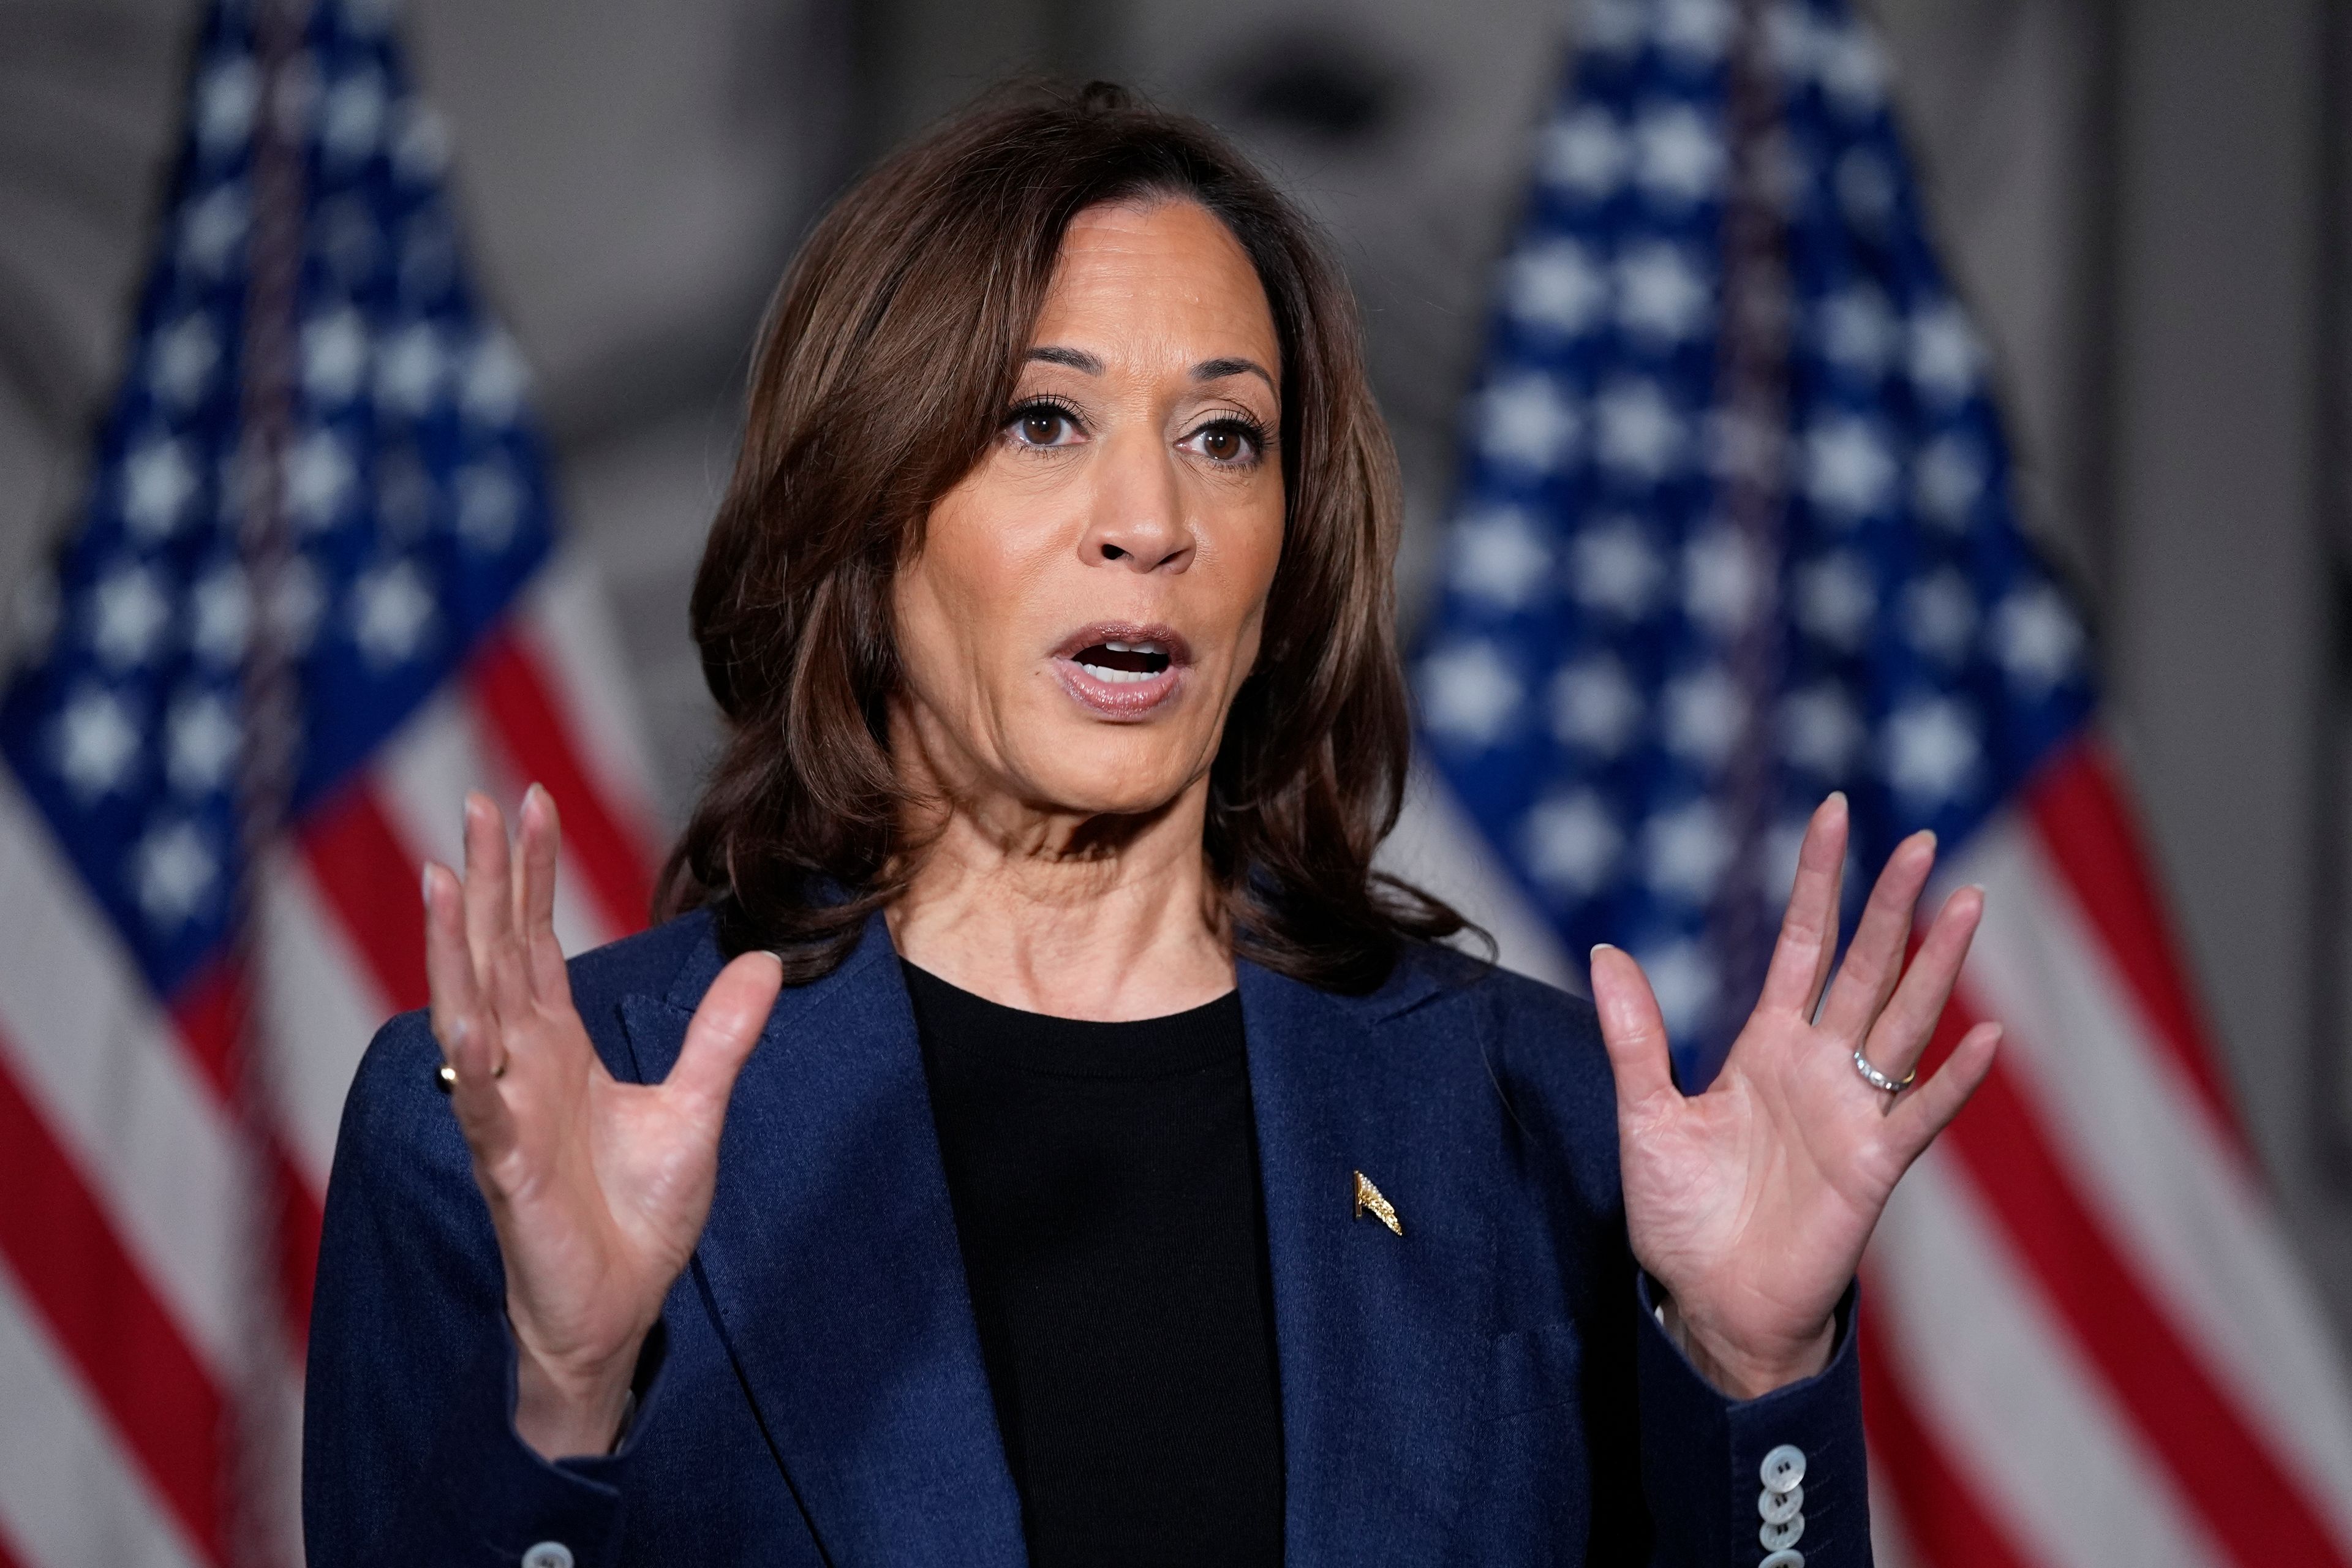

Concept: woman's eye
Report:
left=1190, top=420, right=1260, bottom=464
left=1009, top=405, right=1079, bottom=447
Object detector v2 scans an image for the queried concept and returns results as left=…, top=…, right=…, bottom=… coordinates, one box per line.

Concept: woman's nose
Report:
left=1082, top=434, right=1193, bottom=572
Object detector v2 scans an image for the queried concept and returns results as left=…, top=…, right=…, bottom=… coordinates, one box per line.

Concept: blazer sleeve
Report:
left=301, top=1008, right=669, bottom=1568
left=1629, top=1275, right=1869, bottom=1568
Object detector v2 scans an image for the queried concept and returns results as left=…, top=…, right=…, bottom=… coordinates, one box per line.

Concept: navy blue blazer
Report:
left=304, top=908, right=1870, bottom=1567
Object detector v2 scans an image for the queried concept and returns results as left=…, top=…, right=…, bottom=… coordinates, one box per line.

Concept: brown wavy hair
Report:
left=657, top=82, right=1468, bottom=993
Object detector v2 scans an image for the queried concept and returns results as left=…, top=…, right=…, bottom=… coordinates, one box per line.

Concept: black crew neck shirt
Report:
left=901, top=960, right=1285, bottom=1567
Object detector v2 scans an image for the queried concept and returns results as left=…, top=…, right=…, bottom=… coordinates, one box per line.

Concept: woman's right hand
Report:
left=424, top=786, right=783, bottom=1459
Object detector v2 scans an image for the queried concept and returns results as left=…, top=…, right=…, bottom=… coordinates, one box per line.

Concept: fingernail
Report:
left=1918, top=829, right=1937, bottom=850
left=421, top=862, right=437, bottom=907
left=1826, top=791, right=1848, bottom=810
left=1589, top=943, right=1616, bottom=960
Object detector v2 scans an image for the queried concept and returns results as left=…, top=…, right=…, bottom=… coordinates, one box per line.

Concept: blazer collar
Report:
left=620, top=916, right=1494, bottom=1565
left=620, top=911, right=1027, bottom=1567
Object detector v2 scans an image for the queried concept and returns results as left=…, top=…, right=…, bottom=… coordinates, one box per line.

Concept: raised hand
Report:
left=424, top=786, right=782, bottom=1458
left=1591, top=793, right=2000, bottom=1398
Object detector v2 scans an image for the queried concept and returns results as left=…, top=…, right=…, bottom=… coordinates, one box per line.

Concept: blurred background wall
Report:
left=4, top=0, right=2350, bottom=1348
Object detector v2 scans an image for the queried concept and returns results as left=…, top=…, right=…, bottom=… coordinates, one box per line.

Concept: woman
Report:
left=304, top=86, right=1997, bottom=1568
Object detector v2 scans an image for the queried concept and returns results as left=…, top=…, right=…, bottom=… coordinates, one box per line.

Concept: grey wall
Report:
left=2099, top=0, right=2352, bottom=1324
left=0, top=0, right=192, bottom=615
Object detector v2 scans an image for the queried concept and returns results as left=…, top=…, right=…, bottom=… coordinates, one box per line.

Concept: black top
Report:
left=902, top=960, right=1285, bottom=1567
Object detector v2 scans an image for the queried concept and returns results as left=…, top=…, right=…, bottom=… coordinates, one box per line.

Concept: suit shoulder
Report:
left=1459, top=962, right=1609, bottom=1104
left=561, top=907, right=715, bottom=1018
left=1396, top=940, right=1602, bottom=1052
left=331, top=1006, right=472, bottom=1218
left=1457, top=954, right=1599, bottom=1037
left=1397, top=944, right=1618, bottom=1175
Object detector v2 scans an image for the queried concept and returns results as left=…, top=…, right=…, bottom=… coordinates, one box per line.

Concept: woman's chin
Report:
left=1009, top=743, right=1204, bottom=823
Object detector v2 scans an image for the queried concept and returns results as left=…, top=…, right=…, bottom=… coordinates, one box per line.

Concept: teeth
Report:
left=1080, top=663, right=1160, bottom=684
left=1102, top=639, right=1166, bottom=655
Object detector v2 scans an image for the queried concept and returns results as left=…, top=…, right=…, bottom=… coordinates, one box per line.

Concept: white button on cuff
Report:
left=1759, top=1551, right=1805, bottom=1568
left=1759, top=1483, right=1803, bottom=1525
left=521, top=1545, right=575, bottom=1568
left=1760, top=1512, right=1805, bottom=1551
left=1760, top=1443, right=1806, bottom=1493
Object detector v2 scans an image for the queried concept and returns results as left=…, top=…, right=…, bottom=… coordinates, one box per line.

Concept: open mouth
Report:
left=1071, top=638, right=1174, bottom=684
left=1052, top=623, right=1191, bottom=718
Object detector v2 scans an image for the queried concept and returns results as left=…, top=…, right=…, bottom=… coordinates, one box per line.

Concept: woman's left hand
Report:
left=1592, top=792, right=2001, bottom=1398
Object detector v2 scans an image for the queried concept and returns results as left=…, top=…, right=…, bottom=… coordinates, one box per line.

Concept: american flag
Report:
left=0, top=2, right=658, bottom=1562
left=1408, top=0, right=2352, bottom=1563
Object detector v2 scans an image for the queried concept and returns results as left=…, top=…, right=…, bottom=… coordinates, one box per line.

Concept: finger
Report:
left=423, top=860, right=487, bottom=1065
left=446, top=1043, right=523, bottom=1173
left=1815, top=830, right=1937, bottom=1043
left=1755, top=794, right=1849, bottom=1019
left=425, top=861, right=521, bottom=1155
left=514, top=784, right=571, bottom=1008
left=1588, top=944, right=1681, bottom=1112
left=1862, top=884, right=1985, bottom=1082
left=1886, top=1021, right=2001, bottom=1158
left=666, top=950, right=785, bottom=1126
left=461, top=791, right=533, bottom=1025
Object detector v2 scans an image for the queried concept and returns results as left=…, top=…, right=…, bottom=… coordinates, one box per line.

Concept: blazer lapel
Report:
left=618, top=913, right=1025, bottom=1567
left=1240, top=955, right=1499, bottom=1567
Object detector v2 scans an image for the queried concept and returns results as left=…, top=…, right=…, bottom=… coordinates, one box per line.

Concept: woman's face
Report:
left=892, top=198, right=1286, bottom=824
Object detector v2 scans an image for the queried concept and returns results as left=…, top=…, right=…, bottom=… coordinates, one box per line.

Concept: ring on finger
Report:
left=1852, top=1049, right=1916, bottom=1096
left=432, top=1055, right=508, bottom=1095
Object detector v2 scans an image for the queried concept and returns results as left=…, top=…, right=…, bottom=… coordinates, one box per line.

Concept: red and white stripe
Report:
left=1864, top=736, right=2352, bottom=1568
left=0, top=554, right=660, bottom=1567
left=1387, top=732, right=2352, bottom=1566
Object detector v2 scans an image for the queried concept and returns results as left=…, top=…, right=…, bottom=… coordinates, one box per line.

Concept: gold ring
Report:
left=434, top=1058, right=507, bottom=1094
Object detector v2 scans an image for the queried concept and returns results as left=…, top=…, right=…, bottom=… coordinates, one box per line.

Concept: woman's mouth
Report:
left=1052, top=624, right=1190, bottom=718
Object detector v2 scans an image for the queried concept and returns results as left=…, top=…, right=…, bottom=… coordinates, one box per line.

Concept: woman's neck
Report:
left=883, top=729, right=1235, bottom=1022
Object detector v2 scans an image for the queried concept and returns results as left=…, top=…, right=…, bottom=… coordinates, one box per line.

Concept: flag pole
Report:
left=1702, top=0, right=1797, bottom=1071
left=226, top=0, right=314, bottom=1558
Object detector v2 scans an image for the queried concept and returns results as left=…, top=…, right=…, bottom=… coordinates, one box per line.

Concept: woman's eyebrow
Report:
left=1193, top=356, right=1276, bottom=394
left=1025, top=345, right=1276, bottom=396
left=1025, top=345, right=1102, bottom=373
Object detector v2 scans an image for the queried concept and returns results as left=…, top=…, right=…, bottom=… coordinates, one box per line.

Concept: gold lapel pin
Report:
left=1353, top=1170, right=1403, bottom=1237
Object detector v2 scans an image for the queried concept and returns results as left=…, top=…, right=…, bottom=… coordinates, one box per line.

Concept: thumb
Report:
left=668, top=950, right=784, bottom=1123
left=1589, top=944, right=1679, bottom=1112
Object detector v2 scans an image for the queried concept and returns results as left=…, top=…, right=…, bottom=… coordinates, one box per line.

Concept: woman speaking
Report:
left=303, top=85, right=1996, bottom=1568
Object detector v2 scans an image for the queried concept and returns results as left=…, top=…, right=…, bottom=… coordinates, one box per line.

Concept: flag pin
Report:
left=1353, top=1170, right=1403, bottom=1236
